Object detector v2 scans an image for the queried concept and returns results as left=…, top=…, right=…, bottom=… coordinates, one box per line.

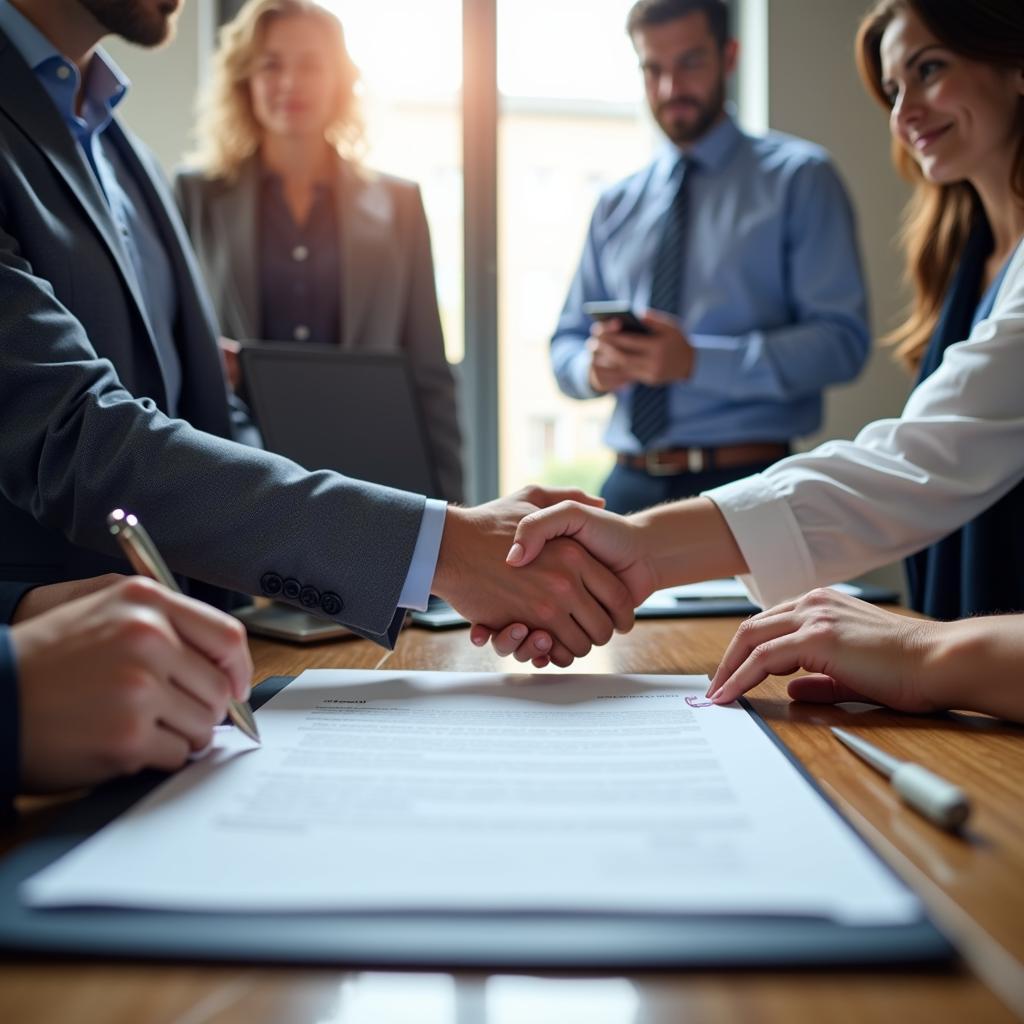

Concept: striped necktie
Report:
left=630, top=157, right=691, bottom=448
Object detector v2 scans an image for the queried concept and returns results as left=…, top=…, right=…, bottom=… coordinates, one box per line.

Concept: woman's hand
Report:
left=706, top=588, right=942, bottom=711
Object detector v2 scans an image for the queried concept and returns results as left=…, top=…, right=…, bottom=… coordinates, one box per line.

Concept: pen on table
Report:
left=107, top=508, right=261, bottom=744
left=831, top=726, right=969, bottom=831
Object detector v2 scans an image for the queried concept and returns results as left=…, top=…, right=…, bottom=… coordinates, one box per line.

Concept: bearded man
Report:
left=552, top=0, right=871, bottom=514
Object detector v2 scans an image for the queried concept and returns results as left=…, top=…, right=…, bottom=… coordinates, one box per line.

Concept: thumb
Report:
left=787, top=674, right=869, bottom=705
left=506, top=502, right=583, bottom=567
left=640, top=309, right=680, bottom=331
left=528, top=487, right=605, bottom=511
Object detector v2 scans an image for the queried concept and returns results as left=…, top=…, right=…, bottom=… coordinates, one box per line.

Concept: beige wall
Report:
left=103, top=0, right=214, bottom=174
left=763, top=0, right=914, bottom=594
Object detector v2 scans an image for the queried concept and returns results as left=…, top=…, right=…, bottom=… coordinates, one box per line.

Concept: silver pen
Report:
left=831, top=726, right=968, bottom=831
left=108, top=509, right=261, bottom=744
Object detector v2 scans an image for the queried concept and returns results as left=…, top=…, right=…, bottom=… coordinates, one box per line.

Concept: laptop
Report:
left=236, top=344, right=443, bottom=641
left=239, top=343, right=442, bottom=497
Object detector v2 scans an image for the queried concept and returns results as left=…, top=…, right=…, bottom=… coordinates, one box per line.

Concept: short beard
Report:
left=655, top=76, right=726, bottom=146
left=78, top=0, right=177, bottom=47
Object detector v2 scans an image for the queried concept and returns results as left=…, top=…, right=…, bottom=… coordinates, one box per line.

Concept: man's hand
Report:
left=705, top=589, right=941, bottom=710
left=469, top=501, right=658, bottom=666
left=11, top=576, right=253, bottom=792
left=432, top=487, right=636, bottom=667
left=11, top=574, right=125, bottom=624
left=588, top=311, right=695, bottom=389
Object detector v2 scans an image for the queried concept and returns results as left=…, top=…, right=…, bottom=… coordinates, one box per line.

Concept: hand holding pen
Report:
left=108, top=509, right=261, bottom=744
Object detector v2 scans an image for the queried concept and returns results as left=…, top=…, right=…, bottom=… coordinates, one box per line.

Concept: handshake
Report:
left=430, top=485, right=665, bottom=668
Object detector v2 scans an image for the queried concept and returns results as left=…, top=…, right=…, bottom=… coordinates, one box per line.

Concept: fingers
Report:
left=709, top=632, right=807, bottom=704
left=787, top=674, right=869, bottom=705
left=519, top=486, right=605, bottom=511
left=133, top=581, right=252, bottom=701
left=600, top=332, right=651, bottom=356
left=506, top=502, right=586, bottom=567
left=164, top=640, right=236, bottom=719
left=143, top=728, right=194, bottom=774
left=156, top=678, right=225, bottom=751
left=473, top=622, right=554, bottom=660
left=580, top=559, right=635, bottom=635
left=707, top=604, right=799, bottom=695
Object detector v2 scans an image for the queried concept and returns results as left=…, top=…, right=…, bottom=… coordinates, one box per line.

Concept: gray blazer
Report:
left=0, top=29, right=423, bottom=646
left=174, top=158, right=465, bottom=502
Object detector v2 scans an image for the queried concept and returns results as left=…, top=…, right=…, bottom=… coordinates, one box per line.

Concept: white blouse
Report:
left=707, top=238, right=1024, bottom=610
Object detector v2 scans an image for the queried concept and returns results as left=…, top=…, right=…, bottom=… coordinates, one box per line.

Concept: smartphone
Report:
left=582, top=300, right=652, bottom=335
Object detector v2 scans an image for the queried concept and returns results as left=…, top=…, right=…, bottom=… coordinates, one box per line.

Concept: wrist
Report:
left=431, top=505, right=472, bottom=603
left=632, top=498, right=747, bottom=590
left=919, top=618, right=995, bottom=713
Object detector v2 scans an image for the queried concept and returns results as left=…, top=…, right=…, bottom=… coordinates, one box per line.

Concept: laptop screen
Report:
left=239, top=343, right=441, bottom=498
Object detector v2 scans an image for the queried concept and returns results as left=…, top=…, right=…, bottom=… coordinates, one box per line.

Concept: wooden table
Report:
left=3, top=617, right=1023, bottom=1023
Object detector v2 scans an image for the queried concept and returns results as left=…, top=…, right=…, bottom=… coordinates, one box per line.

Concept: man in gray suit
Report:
left=0, top=0, right=633, bottom=665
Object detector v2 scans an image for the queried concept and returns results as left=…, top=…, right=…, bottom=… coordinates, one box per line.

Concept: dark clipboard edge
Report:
left=0, top=676, right=955, bottom=971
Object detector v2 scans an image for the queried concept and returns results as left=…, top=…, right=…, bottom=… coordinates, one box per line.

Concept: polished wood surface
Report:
left=3, top=617, right=1023, bottom=1024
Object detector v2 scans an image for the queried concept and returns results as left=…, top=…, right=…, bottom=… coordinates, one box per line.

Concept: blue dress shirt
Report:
left=0, top=0, right=182, bottom=414
left=552, top=112, right=870, bottom=454
left=258, top=169, right=341, bottom=345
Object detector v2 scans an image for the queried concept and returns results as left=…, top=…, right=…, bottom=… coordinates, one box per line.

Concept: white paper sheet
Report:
left=22, top=671, right=919, bottom=924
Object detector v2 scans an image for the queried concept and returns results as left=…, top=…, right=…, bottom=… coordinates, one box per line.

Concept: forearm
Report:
left=631, top=497, right=748, bottom=589
left=923, top=616, right=1024, bottom=721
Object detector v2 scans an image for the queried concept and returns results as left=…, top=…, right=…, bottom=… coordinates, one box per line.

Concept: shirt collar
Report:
left=0, top=0, right=129, bottom=124
left=652, top=105, right=743, bottom=188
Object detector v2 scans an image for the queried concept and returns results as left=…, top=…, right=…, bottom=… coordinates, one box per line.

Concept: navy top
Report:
left=258, top=170, right=341, bottom=345
left=0, top=626, right=18, bottom=818
left=905, top=216, right=1022, bottom=619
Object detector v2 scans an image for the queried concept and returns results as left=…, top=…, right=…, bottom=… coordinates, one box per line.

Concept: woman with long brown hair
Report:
left=175, top=0, right=464, bottom=501
left=480, top=0, right=1024, bottom=717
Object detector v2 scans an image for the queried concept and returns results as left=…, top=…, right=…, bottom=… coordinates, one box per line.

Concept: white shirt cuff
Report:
left=397, top=499, right=447, bottom=611
left=702, top=475, right=818, bottom=609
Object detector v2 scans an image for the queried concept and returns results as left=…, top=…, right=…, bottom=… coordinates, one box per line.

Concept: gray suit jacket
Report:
left=175, top=158, right=465, bottom=502
left=0, top=30, right=423, bottom=646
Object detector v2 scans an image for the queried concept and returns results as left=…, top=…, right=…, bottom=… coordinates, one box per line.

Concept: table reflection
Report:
left=317, top=972, right=641, bottom=1024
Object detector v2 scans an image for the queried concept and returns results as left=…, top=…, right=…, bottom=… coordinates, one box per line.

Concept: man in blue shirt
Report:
left=552, top=0, right=870, bottom=514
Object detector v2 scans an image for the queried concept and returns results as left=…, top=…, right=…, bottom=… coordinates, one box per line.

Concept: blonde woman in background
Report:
left=175, top=0, right=464, bottom=501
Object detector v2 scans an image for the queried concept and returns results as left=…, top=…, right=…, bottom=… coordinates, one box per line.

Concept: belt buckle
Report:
left=687, top=447, right=706, bottom=473
left=644, top=451, right=681, bottom=476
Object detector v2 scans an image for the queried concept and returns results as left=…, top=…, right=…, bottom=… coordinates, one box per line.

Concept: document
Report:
left=22, top=671, right=919, bottom=924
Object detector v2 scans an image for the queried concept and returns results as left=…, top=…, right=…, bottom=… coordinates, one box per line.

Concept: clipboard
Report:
left=0, top=676, right=954, bottom=969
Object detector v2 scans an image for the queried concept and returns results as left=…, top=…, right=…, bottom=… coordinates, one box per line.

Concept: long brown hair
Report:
left=188, top=0, right=364, bottom=182
left=856, top=0, right=1024, bottom=370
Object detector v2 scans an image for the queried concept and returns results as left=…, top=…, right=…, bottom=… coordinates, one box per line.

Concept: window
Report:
left=496, top=0, right=658, bottom=493
left=324, top=1, right=466, bottom=363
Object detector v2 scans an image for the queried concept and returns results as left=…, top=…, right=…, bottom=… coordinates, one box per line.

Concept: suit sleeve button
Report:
left=260, top=572, right=283, bottom=597
left=299, top=585, right=320, bottom=609
left=320, top=592, right=343, bottom=616
left=282, top=578, right=302, bottom=601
